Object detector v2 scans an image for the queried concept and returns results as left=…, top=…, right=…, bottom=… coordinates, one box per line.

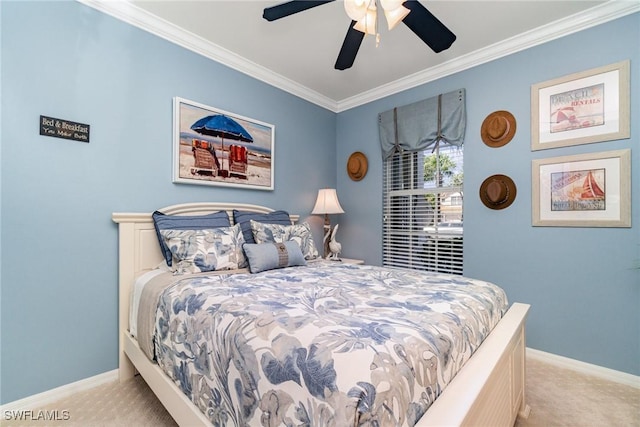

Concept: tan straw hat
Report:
left=347, top=151, right=368, bottom=181
left=481, top=110, right=517, bottom=147
left=479, top=174, right=517, bottom=210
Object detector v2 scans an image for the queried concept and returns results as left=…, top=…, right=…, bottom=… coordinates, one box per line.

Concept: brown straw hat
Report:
left=481, top=110, right=517, bottom=147
left=479, top=174, right=517, bottom=210
left=347, top=151, right=368, bottom=181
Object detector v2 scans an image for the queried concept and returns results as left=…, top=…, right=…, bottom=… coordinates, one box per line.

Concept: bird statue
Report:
left=328, top=224, right=342, bottom=261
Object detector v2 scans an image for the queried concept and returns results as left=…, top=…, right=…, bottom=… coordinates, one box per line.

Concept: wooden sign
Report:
left=40, top=115, right=90, bottom=143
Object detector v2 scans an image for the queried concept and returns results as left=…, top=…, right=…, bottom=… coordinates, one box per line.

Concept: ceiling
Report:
left=81, top=1, right=637, bottom=111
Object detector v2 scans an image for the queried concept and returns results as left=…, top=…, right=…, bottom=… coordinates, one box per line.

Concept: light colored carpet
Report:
left=515, top=358, right=639, bottom=427
left=3, top=357, right=638, bottom=426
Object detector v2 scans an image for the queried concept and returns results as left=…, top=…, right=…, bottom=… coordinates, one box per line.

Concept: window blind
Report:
left=383, top=149, right=463, bottom=274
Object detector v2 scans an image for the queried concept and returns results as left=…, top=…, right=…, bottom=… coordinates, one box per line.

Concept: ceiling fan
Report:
left=263, top=0, right=456, bottom=70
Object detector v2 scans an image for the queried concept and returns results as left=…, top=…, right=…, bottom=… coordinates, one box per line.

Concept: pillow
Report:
left=232, top=209, right=291, bottom=244
left=160, top=223, right=246, bottom=274
left=250, top=220, right=319, bottom=260
left=152, top=210, right=231, bottom=267
left=243, top=241, right=306, bottom=274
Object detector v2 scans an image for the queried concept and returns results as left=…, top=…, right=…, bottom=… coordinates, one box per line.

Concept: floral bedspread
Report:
left=153, top=262, right=508, bottom=426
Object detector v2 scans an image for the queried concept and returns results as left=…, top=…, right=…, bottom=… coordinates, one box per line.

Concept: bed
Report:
left=113, top=202, right=530, bottom=426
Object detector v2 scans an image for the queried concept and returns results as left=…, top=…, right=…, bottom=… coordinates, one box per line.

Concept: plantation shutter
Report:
left=380, top=90, right=465, bottom=274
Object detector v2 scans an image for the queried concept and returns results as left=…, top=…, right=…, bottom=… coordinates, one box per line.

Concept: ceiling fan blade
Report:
left=402, top=1, right=456, bottom=53
left=263, top=0, right=335, bottom=21
left=335, top=21, right=365, bottom=70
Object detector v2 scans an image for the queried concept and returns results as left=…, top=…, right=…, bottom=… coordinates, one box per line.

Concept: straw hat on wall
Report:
left=479, top=174, right=517, bottom=209
left=481, top=110, right=517, bottom=147
left=347, top=151, right=368, bottom=181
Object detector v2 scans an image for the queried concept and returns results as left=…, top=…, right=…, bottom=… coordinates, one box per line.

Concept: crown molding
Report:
left=76, top=0, right=339, bottom=111
left=77, top=1, right=638, bottom=113
left=336, top=1, right=640, bottom=112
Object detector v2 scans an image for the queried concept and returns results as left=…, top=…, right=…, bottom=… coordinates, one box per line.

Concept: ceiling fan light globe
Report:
left=353, top=18, right=376, bottom=35
left=353, top=4, right=377, bottom=35
left=379, top=0, right=404, bottom=11
left=383, top=5, right=410, bottom=30
left=344, top=0, right=368, bottom=21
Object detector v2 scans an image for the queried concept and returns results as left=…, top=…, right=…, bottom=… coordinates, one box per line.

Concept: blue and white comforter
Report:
left=152, top=262, right=508, bottom=426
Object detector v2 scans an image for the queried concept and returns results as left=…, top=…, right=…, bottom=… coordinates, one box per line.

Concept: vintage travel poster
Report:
left=531, top=61, right=629, bottom=151
left=533, top=149, right=629, bottom=227
left=550, top=168, right=605, bottom=211
left=549, top=83, right=605, bottom=134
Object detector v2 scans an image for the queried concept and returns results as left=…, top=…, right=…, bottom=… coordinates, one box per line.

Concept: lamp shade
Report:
left=312, top=189, right=345, bottom=214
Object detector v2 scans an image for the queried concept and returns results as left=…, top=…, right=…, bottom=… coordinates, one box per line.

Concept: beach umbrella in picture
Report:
left=190, top=115, right=253, bottom=174
left=551, top=107, right=578, bottom=128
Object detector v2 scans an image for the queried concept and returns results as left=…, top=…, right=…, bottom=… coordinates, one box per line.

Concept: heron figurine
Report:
left=328, top=224, right=342, bottom=261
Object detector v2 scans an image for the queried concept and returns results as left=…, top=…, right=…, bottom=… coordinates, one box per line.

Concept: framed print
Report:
left=173, top=97, right=275, bottom=190
left=532, top=149, right=630, bottom=227
left=531, top=60, right=630, bottom=151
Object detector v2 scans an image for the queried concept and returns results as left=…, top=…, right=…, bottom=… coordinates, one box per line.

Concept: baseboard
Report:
left=0, top=369, right=118, bottom=412
left=526, top=347, right=640, bottom=389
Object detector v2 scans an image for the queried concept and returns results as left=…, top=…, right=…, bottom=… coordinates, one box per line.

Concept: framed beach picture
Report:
left=531, top=60, right=630, bottom=151
left=172, top=97, right=275, bottom=190
left=532, top=149, right=630, bottom=227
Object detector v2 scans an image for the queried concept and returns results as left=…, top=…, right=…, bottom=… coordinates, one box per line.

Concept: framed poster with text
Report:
left=532, top=149, right=630, bottom=227
left=531, top=60, right=630, bottom=151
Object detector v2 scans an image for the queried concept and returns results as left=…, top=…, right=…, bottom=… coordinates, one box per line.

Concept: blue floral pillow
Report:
left=232, top=209, right=291, bottom=244
left=160, top=223, right=247, bottom=274
left=250, top=220, right=319, bottom=260
left=152, top=210, right=231, bottom=267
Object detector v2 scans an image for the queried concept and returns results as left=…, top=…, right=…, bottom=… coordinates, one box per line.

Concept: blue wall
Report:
left=337, top=13, right=639, bottom=376
left=0, top=1, right=335, bottom=404
left=1, top=1, right=638, bottom=404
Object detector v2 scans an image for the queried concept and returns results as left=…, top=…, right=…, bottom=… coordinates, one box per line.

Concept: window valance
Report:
left=378, top=89, right=466, bottom=160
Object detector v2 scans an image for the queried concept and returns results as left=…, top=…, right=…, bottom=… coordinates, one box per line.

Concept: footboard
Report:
left=417, top=302, right=530, bottom=426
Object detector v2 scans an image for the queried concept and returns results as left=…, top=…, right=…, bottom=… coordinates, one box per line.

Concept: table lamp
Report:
left=311, top=188, right=344, bottom=258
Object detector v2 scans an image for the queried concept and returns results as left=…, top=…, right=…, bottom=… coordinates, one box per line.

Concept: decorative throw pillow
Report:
left=152, top=210, right=231, bottom=267
left=243, top=241, right=306, bottom=274
left=232, top=209, right=291, bottom=244
left=160, top=223, right=246, bottom=274
left=250, top=220, right=319, bottom=260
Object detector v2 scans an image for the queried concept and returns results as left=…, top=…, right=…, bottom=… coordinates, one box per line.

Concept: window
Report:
left=383, top=144, right=463, bottom=274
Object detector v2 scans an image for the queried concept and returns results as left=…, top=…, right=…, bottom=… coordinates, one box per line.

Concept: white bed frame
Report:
left=113, top=202, right=530, bottom=427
